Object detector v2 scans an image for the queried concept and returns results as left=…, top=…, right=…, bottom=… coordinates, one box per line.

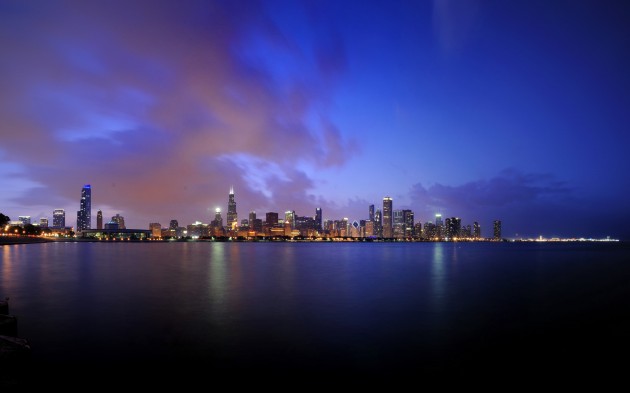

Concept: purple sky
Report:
left=1, top=0, right=629, bottom=239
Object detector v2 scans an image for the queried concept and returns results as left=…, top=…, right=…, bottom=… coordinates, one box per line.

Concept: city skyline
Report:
left=1, top=1, right=629, bottom=240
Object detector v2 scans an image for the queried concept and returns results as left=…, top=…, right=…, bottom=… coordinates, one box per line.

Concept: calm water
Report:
left=1, top=241, right=629, bottom=386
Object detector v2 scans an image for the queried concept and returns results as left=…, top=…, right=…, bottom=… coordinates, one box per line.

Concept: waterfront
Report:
left=1, top=241, right=629, bottom=387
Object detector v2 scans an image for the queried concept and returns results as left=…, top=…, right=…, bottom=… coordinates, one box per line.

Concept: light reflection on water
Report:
left=1, top=240, right=629, bottom=382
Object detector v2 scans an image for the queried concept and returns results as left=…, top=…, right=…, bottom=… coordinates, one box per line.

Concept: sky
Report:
left=1, top=0, right=629, bottom=240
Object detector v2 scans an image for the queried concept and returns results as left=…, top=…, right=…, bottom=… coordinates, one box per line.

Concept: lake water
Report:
left=1, top=241, right=629, bottom=387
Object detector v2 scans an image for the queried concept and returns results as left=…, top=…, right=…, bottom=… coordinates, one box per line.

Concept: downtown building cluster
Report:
left=7, top=184, right=503, bottom=241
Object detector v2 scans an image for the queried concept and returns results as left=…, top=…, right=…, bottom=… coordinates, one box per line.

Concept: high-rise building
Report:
left=493, top=220, right=502, bottom=240
left=403, top=209, right=414, bottom=238
left=369, top=204, right=375, bottom=222
left=169, top=220, right=179, bottom=230
left=111, top=214, right=125, bottom=229
left=315, top=208, right=322, bottom=232
left=265, top=212, right=279, bottom=227
left=39, top=217, right=48, bottom=227
left=53, top=209, right=65, bottom=228
left=473, top=222, right=481, bottom=239
left=18, top=216, right=31, bottom=226
left=285, top=210, right=295, bottom=229
left=212, top=208, right=223, bottom=228
left=249, top=211, right=256, bottom=230
left=227, top=186, right=237, bottom=229
left=77, top=184, right=91, bottom=231
left=382, top=197, right=393, bottom=238
left=393, top=209, right=404, bottom=238
left=96, top=210, right=103, bottom=230
left=375, top=208, right=382, bottom=237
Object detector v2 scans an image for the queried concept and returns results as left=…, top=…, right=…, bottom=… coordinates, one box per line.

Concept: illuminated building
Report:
left=494, top=220, right=502, bottom=240
left=227, top=186, right=237, bottom=229
left=212, top=208, right=223, bottom=229
left=473, top=221, right=481, bottom=238
left=111, top=214, right=125, bottom=229
left=149, top=223, right=162, bottom=237
left=374, top=209, right=382, bottom=237
left=39, top=218, right=48, bottom=227
left=77, top=184, right=92, bottom=231
left=369, top=204, right=374, bottom=222
left=315, top=208, right=322, bottom=232
left=53, top=209, right=65, bottom=228
left=403, top=210, right=414, bottom=238
left=413, top=222, right=422, bottom=239
left=383, top=197, right=393, bottom=238
left=285, top=210, right=295, bottom=229
left=393, top=210, right=404, bottom=238
left=249, top=211, right=256, bottom=229
left=97, top=210, right=103, bottom=230
left=18, top=216, right=31, bottom=226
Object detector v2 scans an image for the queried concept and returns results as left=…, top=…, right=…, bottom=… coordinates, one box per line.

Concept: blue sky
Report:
left=1, top=0, right=629, bottom=239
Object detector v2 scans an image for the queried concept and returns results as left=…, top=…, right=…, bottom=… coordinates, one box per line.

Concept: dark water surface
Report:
left=1, top=241, right=629, bottom=386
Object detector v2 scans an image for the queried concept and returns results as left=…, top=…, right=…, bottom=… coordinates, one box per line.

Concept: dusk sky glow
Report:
left=1, top=0, right=629, bottom=239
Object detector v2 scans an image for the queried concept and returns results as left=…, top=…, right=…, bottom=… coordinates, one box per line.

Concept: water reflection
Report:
left=431, top=243, right=446, bottom=311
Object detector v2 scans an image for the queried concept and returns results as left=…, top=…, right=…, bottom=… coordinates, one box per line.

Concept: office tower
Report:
left=435, top=214, right=443, bottom=227
left=414, top=222, right=422, bottom=239
left=96, top=210, right=103, bottom=230
left=249, top=211, right=256, bottom=229
left=77, top=184, right=92, bottom=231
left=382, top=197, right=393, bottom=238
left=375, top=208, right=382, bottom=237
left=227, top=186, right=237, bottom=229
left=403, top=209, right=414, bottom=238
left=39, top=218, right=48, bottom=227
left=265, top=212, right=279, bottom=227
left=212, top=208, right=223, bottom=228
left=285, top=211, right=295, bottom=229
left=111, top=214, right=125, bottom=229
left=473, top=221, right=481, bottom=239
left=435, top=213, right=443, bottom=240
left=493, top=220, right=502, bottom=240
left=315, top=208, right=322, bottom=232
left=393, top=209, right=404, bottom=238
left=53, top=209, right=65, bottom=228
left=446, top=217, right=461, bottom=239
left=169, top=220, right=179, bottom=230
left=369, top=204, right=374, bottom=222
left=18, top=216, right=31, bottom=226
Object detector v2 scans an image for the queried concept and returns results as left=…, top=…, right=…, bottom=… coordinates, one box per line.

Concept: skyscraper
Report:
left=375, top=208, right=382, bottom=237
left=493, top=220, right=502, bottom=240
left=249, top=211, right=256, bottom=230
left=315, top=208, right=322, bottom=232
left=97, top=210, right=103, bottom=230
left=473, top=221, right=481, bottom=238
left=368, top=204, right=374, bottom=222
left=383, top=197, right=393, bottom=238
left=227, top=186, right=237, bottom=229
left=169, top=220, right=179, bottom=230
left=403, top=209, right=414, bottom=238
left=77, top=184, right=91, bottom=231
left=53, top=209, right=65, bottom=228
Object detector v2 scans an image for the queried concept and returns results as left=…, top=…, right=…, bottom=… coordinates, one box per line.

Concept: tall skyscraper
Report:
left=18, top=216, right=31, bottom=226
left=393, top=209, right=404, bottom=238
left=249, top=211, right=256, bottom=230
left=96, top=210, right=103, bottom=230
left=285, top=210, right=295, bottom=229
left=368, top=204, right=374, bottom=222
left=77, top=184, right=91, bottom=231
left=39, top=218, right=48, bottom=227
left=53, top=209, right=65, bottom=228
left=382, top=197, right=393, bottom=238
left=473, top=221, right=481, bottom=238
left=315, top=208, right=322, bottom=232
left=212, top=208, right=223, bottom=228
left=227, top=186, right=237, bottom=229
left=375, top=208, right=382, bottom=237
left=493, top=220, right=502, bottom=240
left=403, top=209, right=414, bottom=238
